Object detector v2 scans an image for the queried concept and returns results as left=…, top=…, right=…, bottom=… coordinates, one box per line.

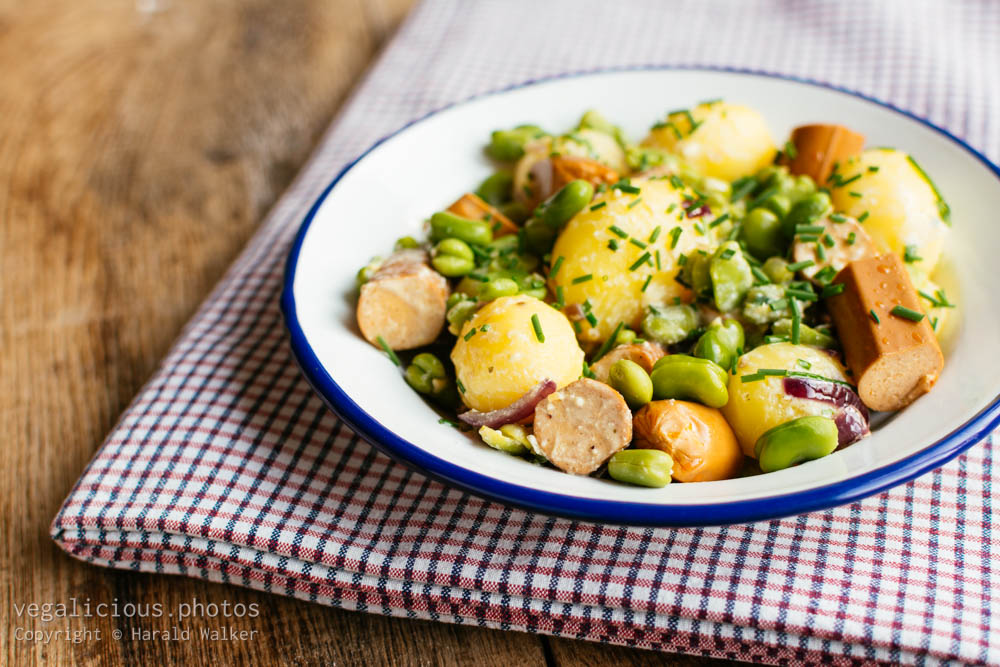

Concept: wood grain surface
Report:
left=0, top=1, right=740, bottom=664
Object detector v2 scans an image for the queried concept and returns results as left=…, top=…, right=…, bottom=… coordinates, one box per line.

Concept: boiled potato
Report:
left=451, top=295, right=583, bottom=412
left=722, top=343, right=850, bottom=456
left=906, top=267, right=953, bottom=339
left=548, top=177, right=714, bottom=343
left=642, top=101, right=777, bottom=182
left=830, top=148, right=950, bottom=274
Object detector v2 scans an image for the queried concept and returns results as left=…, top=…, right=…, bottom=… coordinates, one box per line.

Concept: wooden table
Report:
left=1, top=1, right=736, bottom=664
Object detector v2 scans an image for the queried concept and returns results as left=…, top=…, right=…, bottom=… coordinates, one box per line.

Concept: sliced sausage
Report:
left=791, top=216, right=877, bottom=284
left=447, top=192, right=518, bottom=237
left=357, top=249, right=449, bottom=350
left=827, top=253, right=943, bottom=411
left=532, top=378, right=632, bottom=475
left=782, top=124, right=866, bottom=185
left=633, top=399, right=744, bottom=482
left=589, top=342, right=666, bottom=384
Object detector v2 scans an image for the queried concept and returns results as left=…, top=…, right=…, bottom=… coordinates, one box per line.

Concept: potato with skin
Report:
left=451, top=295, right=584, bottom=412
left=549, top=177, right=709, bottom=343
left=830, top=148, right=949, bottom=275
left=634, top=399, right=744, bottom=482
left=642, top=101, right=777, bottom=182
left=723, top=343, right=851, bottom=456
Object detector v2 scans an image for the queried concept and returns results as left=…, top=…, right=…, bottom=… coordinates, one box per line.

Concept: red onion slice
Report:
left=458, top=379, right=557, bottom=429
left=529, top=159, right=554, bottom=202
left=783, top=376, right=870, bottom=447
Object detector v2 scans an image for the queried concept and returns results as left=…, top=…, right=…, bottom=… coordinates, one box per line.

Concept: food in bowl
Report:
left=353, top=100, right=954, bottom=488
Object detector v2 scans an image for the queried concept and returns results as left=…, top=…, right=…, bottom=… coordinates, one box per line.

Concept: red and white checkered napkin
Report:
left=53, top=0, right=1000, bottom=663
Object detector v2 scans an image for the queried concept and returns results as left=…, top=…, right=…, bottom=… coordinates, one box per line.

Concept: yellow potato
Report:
left=830, top=148, right=950, bottom=274
left=905, top=267, right=953, bottom=339
left=722, top=343, right=850, bottom=456
left=642, top=102, right=777, bottom=182
left=548, top=177, right=714, bottom=343
left=451, top=295, right=584, bottom=412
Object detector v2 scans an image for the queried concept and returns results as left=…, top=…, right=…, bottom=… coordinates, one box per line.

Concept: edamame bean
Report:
left=650, top=355, right=729, bottom=408
left=405, top=352, right=448, bottom=394
left=431, top=238, right=475, bottom=277
left=642, top=304, right=699, bottom=345
left=479, top=277, right=519, bottom=301
left=693, top=319, right=745, bottom=370
left=782, top=191, right=831, bottom=239
left=475, top=170, right=513, bottom=206
left=608, top=449, right=674, bottom=488
left=772, top=319, right=837, bottom=348
left=535, top=179, right=594, bottom=229
left=429, top=212, right=494, bottom=246
left=754, top=415, right=838, bottom=472
left=487, top=125, right=546, bottom=161
left=740, top=207, right=785, bottom=259
left=608, top=359, right=654, bottom=409
left=762, top=257, right=794, bottom=284
left=710, top=241, right=754, bottom=312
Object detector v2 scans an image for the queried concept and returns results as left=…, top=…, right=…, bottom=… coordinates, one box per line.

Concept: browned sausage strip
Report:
left=446, top=192, right=518, bottom=237
left=532, top=378, right=632, bottom=475
left=827, top=253, right=943, bottom=411
left=357, top=249, right=449, bottom=351
left=782, top=124, right=866, bottom=185
left=588, top=341, right=666, bottom=384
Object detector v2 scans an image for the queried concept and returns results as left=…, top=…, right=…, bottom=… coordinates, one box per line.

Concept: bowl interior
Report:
left=289, top=69, right=1000, bottom=508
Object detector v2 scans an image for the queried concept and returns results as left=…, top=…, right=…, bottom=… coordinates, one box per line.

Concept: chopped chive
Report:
left=572, top=319, right=582, bottom=333
left=667, top=203, right=678, bottom=213
left=555, top=285, right=565, bottom=308
left=869, top=309, right=880, bottom=324
left=822, top=234, right=836, bottom=248
left=813, top=266, right=836, bottom=285
left=787, top=259, right=815, bottom=272
left=694, top=222, right=706, bottom=235
left=741, top=372, right=765, bottom=383
left=549, top=255, right=564, bottom=278
left=627, top=197, right=643, bottom=209
left=376, top=336, right=401, bottom=366
left=931, top=317, right=939, bottom=331
left=629, top=238, right=648, bottom=249
left=906, top=155, right=950, bottom=223
left=821, top=283, right=845, bottom=298
left=785, top=287, right=818, bottom=301
left=784, top=140, right=798, bottom=160
left=677, top=253, right=688, bottom=266
left=836, top=174, right=861, bottom=188
left=572, top=273, right=593, bottom=284
left=438, top=417, right=461, bottom=428
left=613, top=179, right=641, bottom=194
left=669, top=174, right=685, bottom=189
left=590, top=201, right=607, bottom=211
left=709, top=213, right=731, bottom=228
left=649, top=226, right=662, bottom=243
left=592, top=322, right=625, bottom=362
left=868, top=165, right=880, bottom=173
left=641, top=275, right=653, bottom=292
left=935, top=289, right=956, bottom=308
left=719, top=248, right=736, bottom=260
left=629, top=252, right=652, bottom=271
left=830, top=213, right=847, bottom=223
left=468, top=272, right=490, bottom=282
left=903, top=244, right=923, bottom=263
left=456, top=378, right=466, bottom=393
left=760, top=369, right=788, bottom=377
left=531, top=313, right=545, bottom=342
left=582, top=361, right=595, bottom=379
left=668, top=226, right=683, bottom=249
left=797, top=359, right=812, bottom=370
left=751, top=265, right=771, bottom=284
left=730, top=178, right=757, bottom=203
left=790, top=298, right=802, bottom=344
left=480, top=324, right=491, bottom=332
left=890, top=305, right=925, bottom=322
left=798, top=234, right=820, bottom=243
left=858, top=211, right=870, bottom=223
left=464, top=328, right=477, bottom=341
left=795, top=224, right=825, bottom=235
left=607, top=239, right=619, bottom=251
left=815, top=243, right=827, bottom=262
left=609, top=225, right=628, bottom=238
left=848, top=191, right=863, bottom=198
left=846, top=231, right=857, bottom=245
left=585, top=311, right=598, bottom=327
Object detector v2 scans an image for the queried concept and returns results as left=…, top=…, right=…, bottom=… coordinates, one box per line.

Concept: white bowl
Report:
left=282, top=67, right=1000, bottom=525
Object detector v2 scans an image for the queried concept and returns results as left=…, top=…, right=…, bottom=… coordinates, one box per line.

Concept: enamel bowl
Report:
left=282, top=67, right=1000, bottom=526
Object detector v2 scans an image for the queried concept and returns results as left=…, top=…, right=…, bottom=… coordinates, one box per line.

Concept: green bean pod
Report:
left=739, top=207, right=785, bottom=260
left=535, top=179, right=595, bottom=230
left=709, top=241, right=754, bottom=312
left=782, top=191, right=831, bottom=239
left=650, top=354, right=730, bottom=408
left=487, top=125, right=546, bottom=161
left=429, top=212, right=494, bottom=246
left=475, top=170, right=514, bottom=206
left=607, top=449, right=674, bottom=488
left=754, top=415, right=839, bottom=472
left=693, top=319, right=745, bottom=370
left=608, top=359, right=654, bottom=409
left=641, top=304, right=699, bottom=345
left=431, top=238, right=475, bottom=277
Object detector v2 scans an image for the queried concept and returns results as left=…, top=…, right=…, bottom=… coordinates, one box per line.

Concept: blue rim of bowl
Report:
left=281, top=65, right=1000, bottom=526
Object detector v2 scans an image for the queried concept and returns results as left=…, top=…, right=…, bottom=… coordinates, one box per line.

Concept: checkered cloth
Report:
left=52, top=1, right=1000, bottom=664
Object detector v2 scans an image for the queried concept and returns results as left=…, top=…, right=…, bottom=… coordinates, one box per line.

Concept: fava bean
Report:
left=710, top=241, right=754, bottom=312
left=446, top=298, right=478, bottom=334
left=763, top=256, right=794, bottom=284
left=740, top=207, right=785, bottom=259
left=429, top=212, right=494, bottom=246
left=487, top=125, right=546, bottom=161
left=650, top=355, right=729, bottom=408
left=431, top=238, right=475, bottom=277
left=642, top=304, right=699, bottom=345
left=787, top=174, right=817, bottom=204
left=772, top=319, right=837, bottom=348
left=614, top=327, right=637, bottom=346
left=693, top=319, right=745, bottom=370
left=535, top=179, right=594, bottom=229
left=754, top=415, right=838, bottom=472
left=479, top=277, right=519, bottom=301
left=475, top=170, right=514, bottom=206
left=608, top=359, right=654, bottom=409
left=761, top=193, right=791, bottom=220
left=394, top=236, right=420, bottom=250
left=608, top=449, right=674, bottom=488
left=782, top=191, right=831, bottom=239
left=681, top=251, right=713, bottom=300
left=405, top=352, right=448, bottom=395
